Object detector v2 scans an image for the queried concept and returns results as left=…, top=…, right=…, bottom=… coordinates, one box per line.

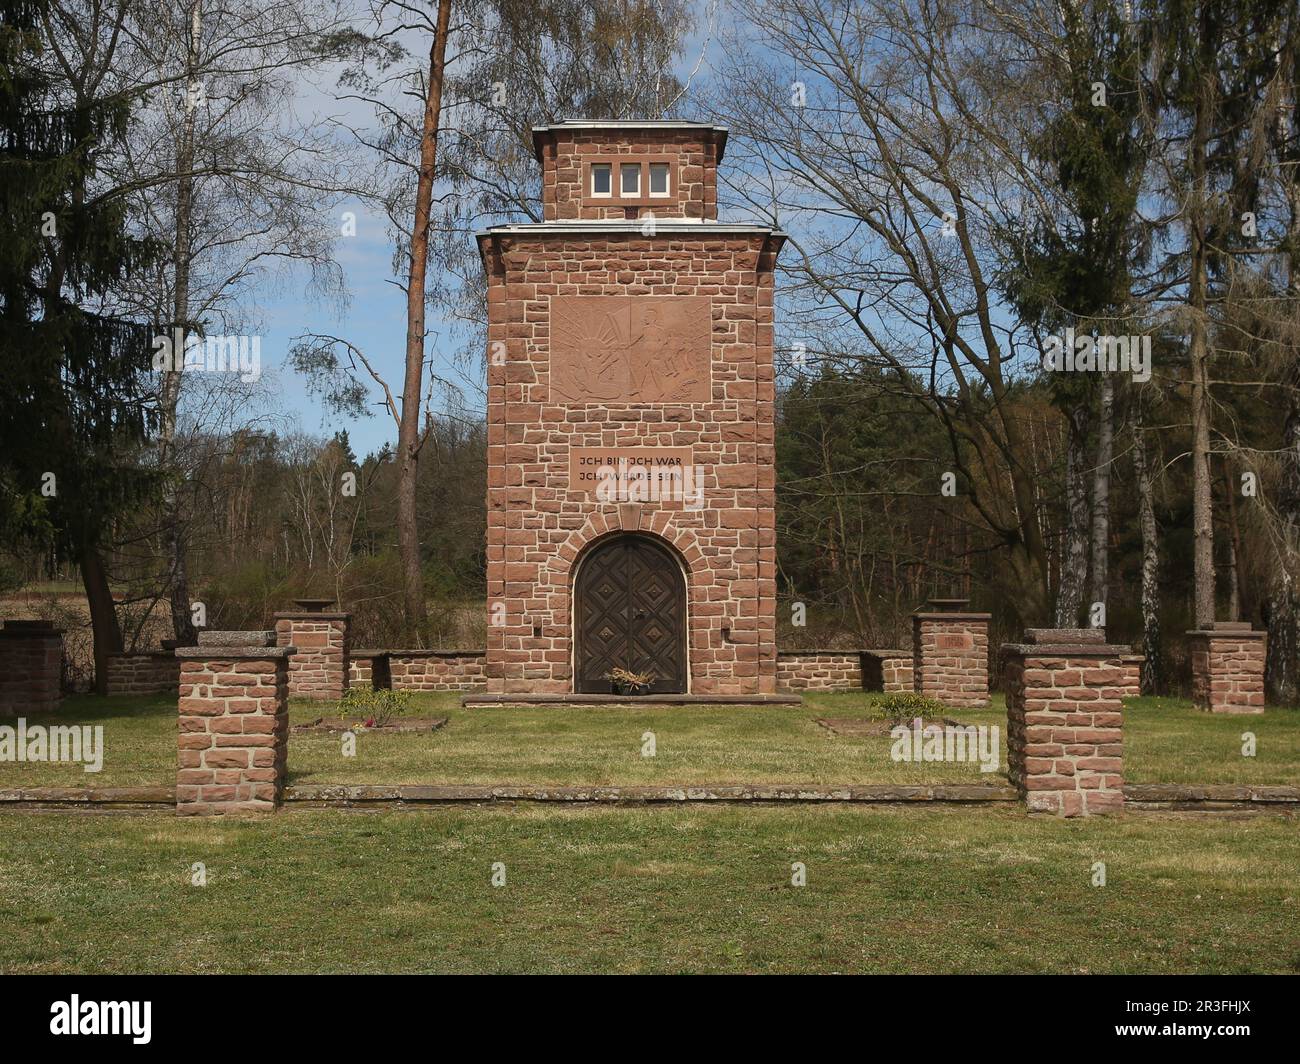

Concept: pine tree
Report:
left=0, top=0, right=162, bottom=692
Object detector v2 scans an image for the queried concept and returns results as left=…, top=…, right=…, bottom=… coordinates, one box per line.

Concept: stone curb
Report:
left=1, top=783, right=1293, bottom=811
left=461, top=693, right=804, bottom=706
left=282, top=783, right=1021, bottom=804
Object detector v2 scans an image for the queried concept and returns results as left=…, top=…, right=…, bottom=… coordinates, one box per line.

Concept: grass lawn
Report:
left=289, top=691, right=1012, bottom=786
left=1, top=804, right=1296, bottom=973
left=2, top=690, right=1296, bottom=789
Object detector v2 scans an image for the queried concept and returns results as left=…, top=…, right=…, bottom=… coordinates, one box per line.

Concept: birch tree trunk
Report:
left=1089, top=373, right=1114, bottom=613
left=161, top=0, right=202, bottom=645
left=1131, top=402, right=1163, bottom=694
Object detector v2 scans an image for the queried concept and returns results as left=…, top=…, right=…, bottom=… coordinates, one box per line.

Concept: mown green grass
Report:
left=0, top=693, right=175, bottom=787
left=2, top=690, right=1296, bottom=788
left=1, top=804, right=1296, bottom=973
left=288, top=692, right=1010, bottom=786
left=1123, top=696, right=1300, bottom=784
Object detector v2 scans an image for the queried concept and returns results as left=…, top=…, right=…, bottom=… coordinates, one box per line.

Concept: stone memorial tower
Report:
left=477, top=120, right=784, bottom=697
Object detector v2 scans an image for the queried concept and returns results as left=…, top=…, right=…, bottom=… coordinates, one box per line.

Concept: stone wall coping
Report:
left=1023, top=627, right=1105, bottom=644
left=273, top=612, right=353, bottom=621
left=1000, top=642, right=1131, bottom=658
left=912, top=612, right=992, bottom=622
left=197, top=630, right=275, bottom=647
left=352, top=648, right=487, bottom=659
left=778, top=648, right=909, bottom=657
left=1185, top=628, right=1266, bottom=640
left=108, top=650, right=178, bottom=659
left=176, top=645, right=296, bottom=659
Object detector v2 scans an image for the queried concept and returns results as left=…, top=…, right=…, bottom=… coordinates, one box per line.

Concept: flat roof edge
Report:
left=476, top=222, right=785, bottom=241
left=531, top=120, right=729, bottom=163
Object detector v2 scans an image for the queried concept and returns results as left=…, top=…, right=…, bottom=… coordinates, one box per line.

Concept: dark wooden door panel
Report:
left=575, top=535, right=687, bottom=694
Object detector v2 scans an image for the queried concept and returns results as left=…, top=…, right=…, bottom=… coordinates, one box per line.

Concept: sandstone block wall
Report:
left=349, top=650, right=488, bottom=692
left=106, top=652, right=180, bottom=696
left=1002, top=629, right=1128, bottom=817
left=274, top=613, right=350, bottom=700
left=534, top=124, right=721, bottom=221
left=1118, top=654, right=1144, bottom=699
left=0, top=622, right=63, bottom=716
left=862, top=651, right=913, bottom=693
left=480, top=229, right=781, bottom=696
left=912, top=602, right=990, bottom=708
left=1187, top=623, right=1266, bottom=713
left=776, top=651, right=863, bottom=691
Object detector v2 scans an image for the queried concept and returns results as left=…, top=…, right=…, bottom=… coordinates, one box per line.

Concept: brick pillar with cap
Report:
left=1186, top=621, right=1266, bottom=714
left=176, top=630, right=294, bottom=815
left=0, top=620, right=63, bottom=716
left=912, top=598, right=991, bottom=708
left=1001, top=628, right=1129, bottom=817
left=273, top=598, right=351, bottom=700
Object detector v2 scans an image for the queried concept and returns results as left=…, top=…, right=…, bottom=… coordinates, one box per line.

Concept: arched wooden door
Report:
left=574, top=534, right=687, bottom=694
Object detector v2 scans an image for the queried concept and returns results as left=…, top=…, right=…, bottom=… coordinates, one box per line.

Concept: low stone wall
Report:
left=0, top=621, right=63, bottom=716
left=1118, top=654, right=1144, bottom=699
left=776, top=650, right=912, bottom=692
left=776, top=651, right=862, bottom=691
left=862, top=650, right=913, bottom=693
left=349, top=654, right=374, bottom=689
left=351, top=650, right=488, bottom=692
left=106, top=652, right=180, bottom=696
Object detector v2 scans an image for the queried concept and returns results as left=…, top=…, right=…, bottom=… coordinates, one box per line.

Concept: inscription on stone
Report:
left=570, top=447, right=695, bottom=497
left=549, top=295, right=711, bottom=404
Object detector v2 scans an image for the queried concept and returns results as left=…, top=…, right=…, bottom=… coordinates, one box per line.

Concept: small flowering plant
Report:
left=339, top=687, right=415, bottom=727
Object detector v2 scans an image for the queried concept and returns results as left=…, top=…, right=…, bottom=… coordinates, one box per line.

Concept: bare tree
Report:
left=38, top=0, right=356, bottom=652
left=709, top=0, right=1076, bottom=621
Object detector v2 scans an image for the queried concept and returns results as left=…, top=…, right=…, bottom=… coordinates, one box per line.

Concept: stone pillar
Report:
left=1001, top=628, right=1129, bottom=817
left=1118, top=654, right=1144, bottom=699
left=1186, top=622, right=1266, bottom=714
left=273, top=599, right=351, bottom=700
left=911, top=598, right=990, bottom=707
left=176, top=631, right=293, bottom=816
left=0, top=621, right=63, bottom=716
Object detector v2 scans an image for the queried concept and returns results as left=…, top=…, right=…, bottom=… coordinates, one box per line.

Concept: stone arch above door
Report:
left=572, top=533, right=687, bottom=693
left=541, top=508, right=708, bottom=592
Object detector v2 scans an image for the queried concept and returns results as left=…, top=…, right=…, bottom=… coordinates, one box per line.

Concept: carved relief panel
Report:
left=549, top=296, right=711, bottom=404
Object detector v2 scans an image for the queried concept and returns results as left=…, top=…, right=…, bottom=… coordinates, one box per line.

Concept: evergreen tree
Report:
left=0, top=0, right=162, bottom=691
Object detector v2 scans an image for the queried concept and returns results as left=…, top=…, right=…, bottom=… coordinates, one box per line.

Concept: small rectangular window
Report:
left=621, top=163, right=640, bottom=196
left=649, top=163, right=670, bottom=196
left=591, top=163, right=611, bottom=196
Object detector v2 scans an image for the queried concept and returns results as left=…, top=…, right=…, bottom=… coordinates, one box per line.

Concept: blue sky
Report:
left=239, top=4, right=733, bottom=460
left=244, top=3, right=724, bottom=459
